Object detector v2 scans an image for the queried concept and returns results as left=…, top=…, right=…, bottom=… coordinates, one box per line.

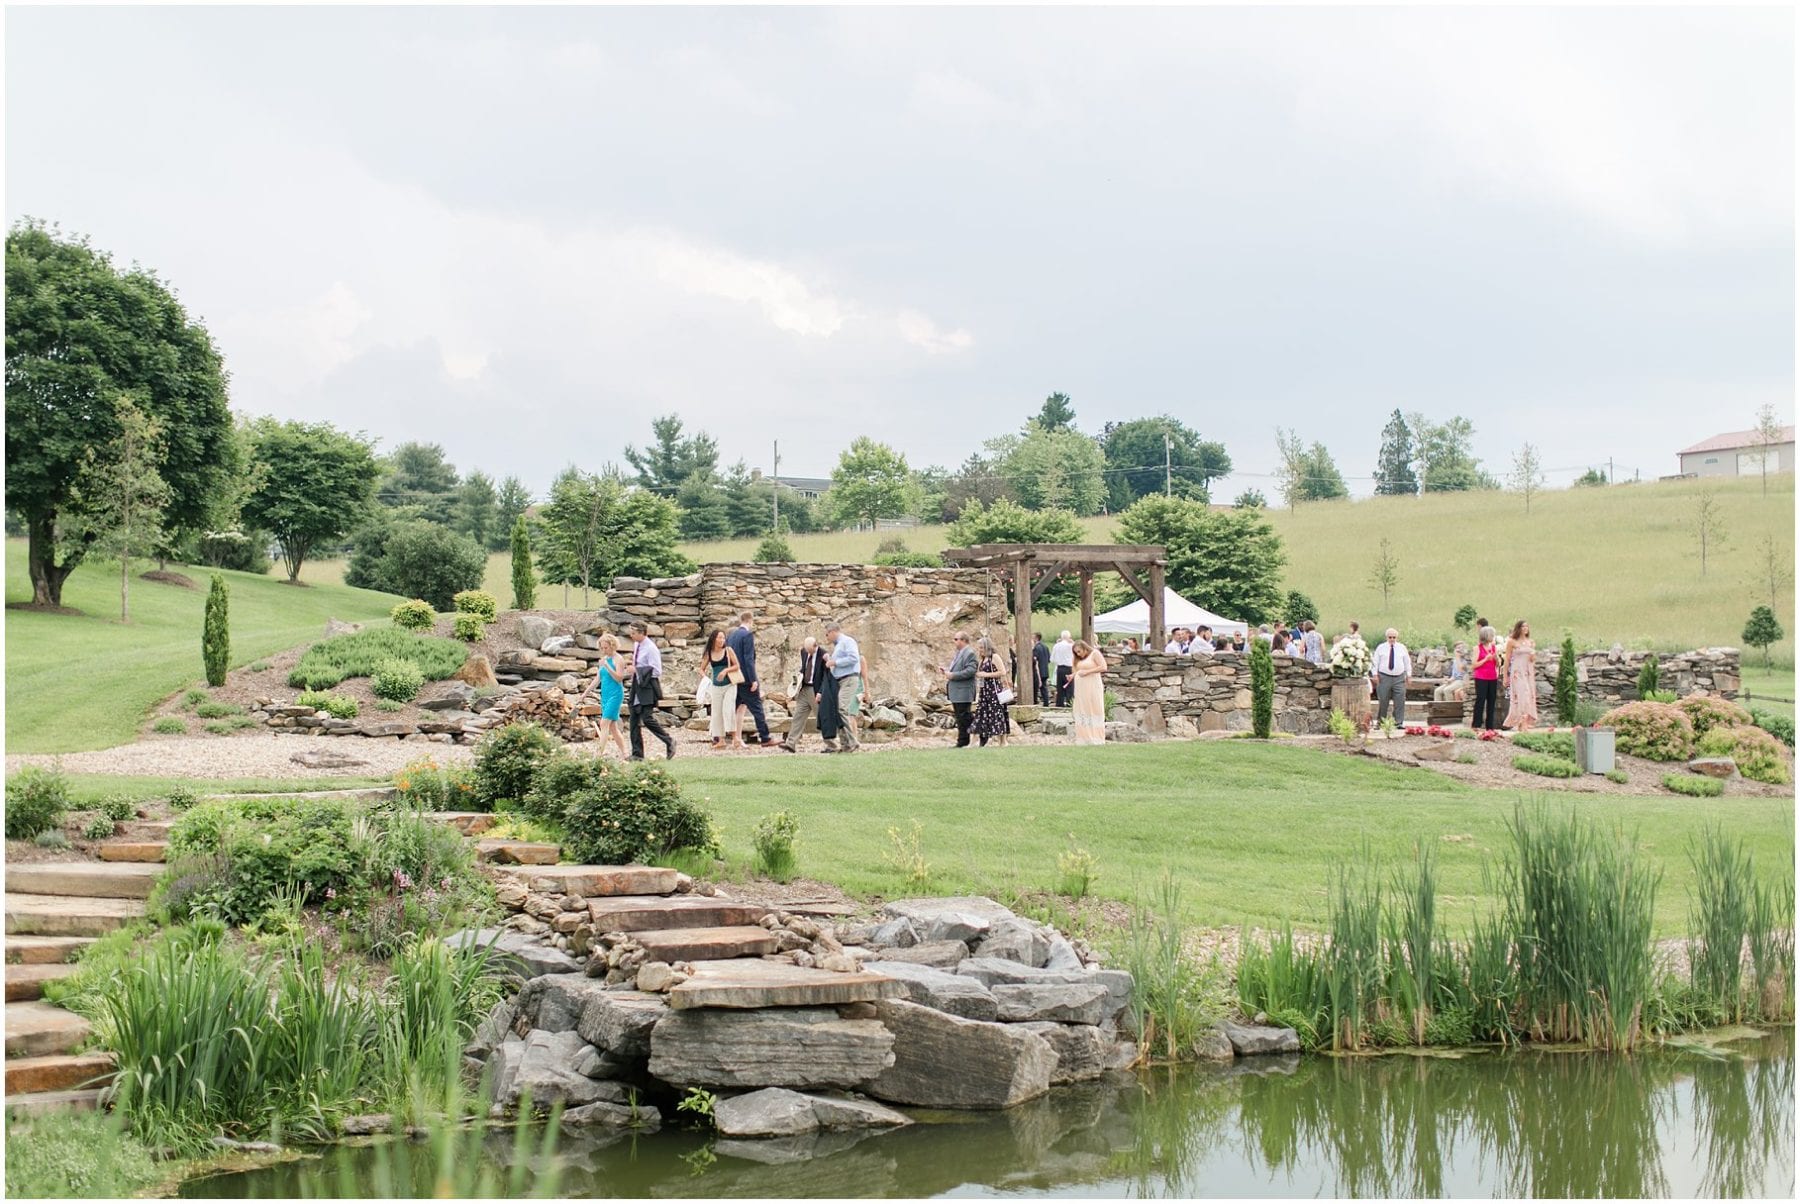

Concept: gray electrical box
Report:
left=1575, top=726, right=1615, bottom=774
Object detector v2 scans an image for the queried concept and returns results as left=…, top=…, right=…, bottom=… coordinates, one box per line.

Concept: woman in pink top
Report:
left=1502, top=620, right=1538, bottom=730
left=1470, top=625, right=1501, bottom=730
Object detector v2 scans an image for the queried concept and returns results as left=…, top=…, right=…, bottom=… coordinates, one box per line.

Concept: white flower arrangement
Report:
left=1330, top=635, right=1372, bottom=678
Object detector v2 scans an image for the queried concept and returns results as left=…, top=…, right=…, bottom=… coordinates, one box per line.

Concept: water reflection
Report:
left=186, top=1028, right=1793, bottom=1199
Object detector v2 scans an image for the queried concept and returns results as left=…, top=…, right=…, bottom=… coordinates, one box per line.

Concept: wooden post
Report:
left=1012, top=558, right=1033, bottom=703
left=1079, top=570, right=1095, bottom=646
left=1148, top=562, right=1166, bottom=650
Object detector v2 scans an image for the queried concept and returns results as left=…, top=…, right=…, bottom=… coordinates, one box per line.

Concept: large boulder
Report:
left=859, top=960, right=999, bottom=1022
left=564, top=1100, right=660, bottom=1130
left=1013, top=1022, right=1108, bottom=1084
left=454, top=654, right=499, bottom=689
left=881, top=897, right=1014, bottom=945
left=869, top=940, right=970, bottom=971
left=647, top=1008, right=895, bottom=1090
left=1220, top=1020, right=1301, bottom=1056
left=516, top=615, right=555, bottom=648
left=505, top=1030, right=636, bottom=1108
left=714, top=1088, right=818, bottom=1138
left=991, top=982, right=1109, bottom=1026
left=864, top=999, right=1056, bottom=1110
left=576, top=990, right=670, bottom=1058
left=973, top=919, right=1050, bottom=968
left=955, top=959, right=1130, bottom=1021
left=520, top=974, right=614, bottom=1034
left=465, top=999, right=517, bottom=1060
left=444, top=929, right=581, bottom=979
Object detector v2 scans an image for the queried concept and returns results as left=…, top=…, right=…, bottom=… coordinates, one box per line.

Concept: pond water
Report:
left=186, top=1027, right=1793, bottom=1199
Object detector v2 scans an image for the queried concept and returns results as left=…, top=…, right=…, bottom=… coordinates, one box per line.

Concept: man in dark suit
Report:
left=942, top=632, right=977, bottom=748
left=779, top=635, right=831, bottom=753
left=1031, top=632, right=1051, bottom=706
left=726, top=611, right=773, bottom=746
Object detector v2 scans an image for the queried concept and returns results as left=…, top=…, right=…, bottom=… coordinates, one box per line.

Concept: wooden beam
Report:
left=1115, top=563, right=1152, bottom=605
left=1079, top=571, right=1095, bottom=647
left=1148, top=562, right=1166, bottom=650
left=1029, top=561, right=1072, bottom=606
left=1012, top=559, right=1033, bottom=706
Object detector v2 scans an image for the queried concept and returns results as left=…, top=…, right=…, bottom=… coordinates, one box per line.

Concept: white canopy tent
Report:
left=1092, top=587, right=1249, bottom=638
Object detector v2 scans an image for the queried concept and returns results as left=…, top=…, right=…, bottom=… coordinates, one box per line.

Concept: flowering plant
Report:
left=1478, top=729, right=1502, bottom=742
left=1426, top=725, right=1452, bottom=739
left=1329, top=636, right=1372, bottom=678
left=1405, top=725, right=1427, bottom=737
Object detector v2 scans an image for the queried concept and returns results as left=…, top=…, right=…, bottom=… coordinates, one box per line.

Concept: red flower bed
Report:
left=1404, top=725, right=1426, bottom=736
left=1478, top=729, right=1502, bottom=742
left=1426, top=725, right=1452, bottom=739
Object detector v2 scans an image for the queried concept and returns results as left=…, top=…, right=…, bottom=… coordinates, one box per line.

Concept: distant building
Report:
left=1677, top=426, right=1795, bottom=478
left=749, top=469, right=833, bottom=501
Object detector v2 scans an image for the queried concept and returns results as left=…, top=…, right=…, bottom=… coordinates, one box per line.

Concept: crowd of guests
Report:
left=1358, top=616, right=1538, bottom=730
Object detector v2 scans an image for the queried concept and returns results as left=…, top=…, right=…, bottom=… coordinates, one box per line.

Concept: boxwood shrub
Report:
left=1661, top=773, right=1724, bottom=798
left=1596, top=702, right=1695, bottom=762
left=1513, top=753, right=1581, bottom=779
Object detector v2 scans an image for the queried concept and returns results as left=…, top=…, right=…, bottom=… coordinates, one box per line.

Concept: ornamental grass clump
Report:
left=1597, top=701, right=1694, bottom=762
left=752, top=811, right=800, bottom=882
left=1513, top=753, right=1581, bottom=779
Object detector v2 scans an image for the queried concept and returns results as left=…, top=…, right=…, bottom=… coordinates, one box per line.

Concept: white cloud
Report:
left=896, top=309, right=973, bottom=355
left=647, top=234, right=847, bottom=338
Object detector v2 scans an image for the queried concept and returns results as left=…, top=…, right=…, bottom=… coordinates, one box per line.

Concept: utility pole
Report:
left=1608, top=457, right=1613, bottom=485
left=1164, top=432, right=1173, bottom=497
left=771, top=440, right=780, bottom=533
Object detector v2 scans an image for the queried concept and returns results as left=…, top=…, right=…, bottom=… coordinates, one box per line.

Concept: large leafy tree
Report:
left=241, top=419, right=381, bottom=582
left=495, top=475, right=532, bottom=538
left=455, top=470, right=500, bottom=550
left=1114, top=494, right=1287, bottom=624
left=938, top=452, right=1014, bottom=522
left=985, top=425, right=1107, bottom=516
left=1274, top=429, right=1350, bottom=507
left=675, top=473, right=730, bottom=541
left=830, top=437, right=916, bottom=528
left=537, top=467, right=619, bottom=606
left=6, top=221, right=236, bottom=606
left=1101, top=416, right=1232, bottom=508
left=624, top=414, right=719, bottom=497
left=1373, top=410, right=1419, bottom=496
left=944, top=497, right=1084, bottom=612
left=345, top=518, right=486, bottom=610
left=379, top=441, right=459, bottom=524
left=1409, top=414, right=1484, bottom=493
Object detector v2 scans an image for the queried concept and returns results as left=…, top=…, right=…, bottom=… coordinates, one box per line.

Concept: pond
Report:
left=185, top=1027, right=1793, bottom=1199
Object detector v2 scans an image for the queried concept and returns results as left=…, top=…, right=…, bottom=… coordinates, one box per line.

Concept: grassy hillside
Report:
left=4, top=541, right=403, bottom=754
left=678, top=475, right=1797, bottom=665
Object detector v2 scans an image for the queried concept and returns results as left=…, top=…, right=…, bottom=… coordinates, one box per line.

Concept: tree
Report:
left=537, top=468, right=619, bottom=606
left=985, top=425, right=1107, bottom=515
left=945, top=497, right=1084, bottom=612
left=202, top=573, right=229, bottom=687
left=1234, top=489, right=1266, bottom=509
left=1034, top=392, right=1077, bottom=433
left=608, top=490, right=693, bottom=581
left=1554, top=634, right=1579, bottom=724
left=754, top=532, right=794, bottom=563
left=830, top=437, right=915, bottom=528
left=1637, top=653, right=1660, bottom=699
left=509, top=516, right=536, bottom=610
left=1508, top=443, right=1545, bottom=513
left=623, top=414, right=719, bottom=497
left=496, top=476, right=532, bottom=540
left=721, top=461, right=772, bottom=538
left=1453, top=604, right=1478, bottom=632
left=1753, top=403, right=1784, bottom=497
left=1743, top=605, right=1785, bottom=668
left=1274, top=429, right=1349, bottom=507
left=7, top=221, right=236, bottom=607
left=1114, top=495, right=1287, bottom=624
left=911, top=465, right=950, bottom=526
left=675, top=473, right=731, bottom=541
left=1101, top=416, right=1232, bottom=507
left=1284, top=591, right=1318, bottom=624
left=1573, top=467, right=1609, bottom=488
left=379, top=441, right=459, bottom=525
left=241, top=419, right=381, bottom=583
left=1746, top=533, right=1793, bottom=613
left=1410, top=415, right=1484, bottom=493
left=1368, top=537, right=1400, bottom=607
left=455, top=471, right=500, bottom=550
left=1373, top=410, right=1419, bottom=497
left=939, top=453, right=1014, bottom=522
left=79, top=397, right=171, bottom=622
left=1690, top=488, right=1727, bottom=577
left=345, top=519, right=486, bottom=610
left=1249, top=637, right=1274, bottom=739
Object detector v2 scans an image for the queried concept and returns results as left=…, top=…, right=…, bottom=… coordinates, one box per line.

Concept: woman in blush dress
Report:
left=1071, top=639, right=1109, bottom=745
left=1502, top=619, right=1538, bottom=730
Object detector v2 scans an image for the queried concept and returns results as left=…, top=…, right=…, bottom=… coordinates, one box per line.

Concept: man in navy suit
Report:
left=726, top=611, right=773, bottom=746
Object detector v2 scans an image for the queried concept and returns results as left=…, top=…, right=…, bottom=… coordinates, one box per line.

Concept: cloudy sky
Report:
left=7, top=6, right=1792, bottom=501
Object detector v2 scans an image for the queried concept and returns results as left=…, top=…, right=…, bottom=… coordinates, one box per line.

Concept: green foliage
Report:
left=1554, top=636, right=1579, bottom=724
left=946, top=497, right=1084, bottom=610
left=518, top=751, right=606, bottom=824
left=1453, top=603, right=1478, bottom=631
left=34, top=828, right=71, bottom=850
left=563, top=763, right=716, bottom=865
left=1663, top=773, right=1724, bottom=798
left=82, top=814, right=117, bottom=841
left=753, top=532, right=794, bottom=563
left=881, top=819, right=931, bottom=888
left=1699, top=725, right=1792, bottom=784
left=295, top=690, right=358, bottom=719
left=830, top=436, right=918, bottom=527
left=752, top=810, right=800, bottom=882
left=99, top=794, right=138, bottom=823
left=1413, top=415, right=1486, bottom=493
left=1283, top=591, right=1318, bottom=624
left=394, top=757, right=477, bottom=811
left=6, top=766, right=70, bottom=839
left=1126, top=871, right=1227, bottom=1060
left=676, top=1086, right=718, bottom=1123
left=349, top=519, right=487, bottom=611
left=1274, top=428, right=1350, bottom=505
left=1511, top=730, right=1575, bottom=761
left=453, top=590, right=497, bottom=621
left=1249, top=638, right=1274, bottom=739
left=625, top=414, right=719, bottom=497
left=371, top=657, right=426, bottom=703
left=242, top=418, right=381, bottom=582
left=1574, top=467, right=1609, bottom=487
left=985, top=423, right=1107, bottom=515
left=1056, top=839, right=1098, bottom=899
left=1677, top=693, right=1754, bottom=738
left=287, top=628, right=467, bottom=691
left=674, top=473, right=730, bottom=541
left=390, top=598, right=437, bottom=631
left=452, top=613, right=485, bottom=642
left=194, top=700, right=243, bottom=719
left=1513, top=753, right=1581, bottom=779
left=871, top=550, right=943, bottom=568
left=5, top=1108, right=164, bottom=1199
left=509, top=515, right=537, bottom=610
left=152, top=716, right=186, bottom=734
left=183, top=688, right=208, bottom=707
left=1374, top=410, right=1420, bottom=497
left=1115, top=494, right=1286, bottom=624
left=1637, top=652, right=1661, bottom=700
left=202, top=573, right=231, bottom=686
left=1741, top=605, right=1785, bottom=667
left=1327, top=708, right=1357, bottom=744
left=471, top=722, right=561, bottom=809
left=167, top=785, right=199, bottom=811
left=377, top=699, right=406, bottom=713
left=204, top=718, right=254, bottom=735
left=539, top=470, right=693, bottom=586
left=1750, top=708, right=1794, bottom=748
left=1599, top=701, right=1695, bottom=761
left=1605, top=768, right=1630, bottom=784
left=1233, top=488, right=1266, bottom=509
left=1100, top=415, right=1230, bottom=508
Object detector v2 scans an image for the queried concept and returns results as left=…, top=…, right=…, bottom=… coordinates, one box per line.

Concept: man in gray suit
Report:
left=941, top=632, right=977, bottom=748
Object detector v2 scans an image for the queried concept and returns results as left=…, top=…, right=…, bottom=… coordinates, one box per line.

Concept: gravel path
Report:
left=4, top=735, right=473, bottom=780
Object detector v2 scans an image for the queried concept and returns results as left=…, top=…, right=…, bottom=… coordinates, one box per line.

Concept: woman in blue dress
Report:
left=589, top=634, right=630, bottom=758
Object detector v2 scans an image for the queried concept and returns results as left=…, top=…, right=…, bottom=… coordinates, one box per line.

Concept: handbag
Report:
left=696, top=675, right=713, bottom=705
left=726, top=666, right=746, bottom=686
left=996, top=687, right=1017, bottom=705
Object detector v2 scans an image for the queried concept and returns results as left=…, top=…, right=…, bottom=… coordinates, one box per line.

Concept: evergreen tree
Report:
left=1637, top=653, right=1660, bottom=700
left=455, top=471, right=500, bottom=549
left=676, top=473, right=731, bottom=541
left=1250, top=637, right=1274, bottom=739
left=1034, top=392, right=1077, bottom=432
left=509, top=516, right=536, bottom=610
left=495, top=476, right=531, bottom=539
left=1555, top=634, right=1579, bottom=724
left=202, top=573, right=230, bottom=687
left=1373, top=410, right=1419, bottom=496
left=624, top=414, right=719, bottom=496
left=1742, top=606, right=1785, bottom=668
left=379, top=442, right=460, bottom=525
left=1284, top=591, right=1318, bottom=624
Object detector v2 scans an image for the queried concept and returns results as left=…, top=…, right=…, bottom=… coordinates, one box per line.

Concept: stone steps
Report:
left=8, top=862, right=162, bottom=900
left=668, top=959, right=905, bottom=1010
left=5, top=895, right=148, bottom=937
left=492, top=865, right=684, bottom=899
left=4, top=1087, right=105, bottom=1116
left=586, top=894, right=768, bottom=933
left=5, top=1052, right=114, bottom=1096
left=5, top=935, right=94, bottom=965
left=633, top=925, right=779, bottom=963
left=475, top=840, right=560, bottom=866
left=5, top=1002, right=93, bottom=1058
left=98, top=841, right=168, bottom=863
left=6, top=963, right=79, bottom=1002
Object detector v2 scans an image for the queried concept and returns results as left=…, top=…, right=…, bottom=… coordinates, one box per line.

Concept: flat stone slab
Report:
left=648, top=1007, right=895, bottom=1089
left=587, top=895, right=768, bottom=933
left=426, top=811, right=498, bottom=835
left=880, top=897, right=1015, bottom=944
left=634, top=926, right=778, bottom=963
left=5, top=1002, right=92, bottom=1058
left=577, top=990, right=669, bottom=1057
left=668, top=959, right=903, bottom=1010
left=6, top=963, right=79, bottom=1002
left=869, top=940, right=971, bottom=970
left=991, top=981, right=1109, bottom=1025
left=5, top=895, right=147, bottom=937
left=97, top=842, right=168, bottom=863
left=859, top=960, right=998, bottom=1022
left=5, top=936, right=93, bottom=965
left=1221, top=1020, right=1301, bottom=1055
left=489, top=866, right=683, bottom=899
left=7, top=863, right=162, bottom=901
left=713, top=1088, right=913, bottom=1138
left=475, top=840, right=561, bottom=866
left=442, top=928, right=581, bottom=978
left=5, top=1053, right=114, bottom=1096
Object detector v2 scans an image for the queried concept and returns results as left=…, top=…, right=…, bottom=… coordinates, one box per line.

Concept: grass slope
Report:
left=671, top=741, right=1794, bottom=938
left=4, top=541, right=403, bottom=754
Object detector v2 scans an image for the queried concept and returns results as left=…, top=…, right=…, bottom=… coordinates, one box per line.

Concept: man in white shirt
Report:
left=1050, top=631, right=1075, bottom=706
left=1163, top=628, right=1192, bottom=655
left=1374, top=627, right=1412, bottom=725
left=824, top=620, right=862, bottom=753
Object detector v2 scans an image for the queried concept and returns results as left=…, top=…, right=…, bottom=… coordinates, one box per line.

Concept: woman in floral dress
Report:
left=971, top=636, right=1010, bottom=747
left=1502, top=619, right=1538, bottom=730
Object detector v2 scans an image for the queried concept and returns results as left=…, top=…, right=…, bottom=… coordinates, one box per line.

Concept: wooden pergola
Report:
left=940, top=543, right=1169, bottom=701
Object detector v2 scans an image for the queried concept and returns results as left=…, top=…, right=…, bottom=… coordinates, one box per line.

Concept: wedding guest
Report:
left=625, top=623, right=675, bottom=761
left=1231, top=631, right=1247, bottom=652
left=581, top=633, right=630, bottom=759
left=1374, top=627, right=1412, bottom=725
left=1031, top=633, right=1051, bottom=706
left=1435, top=642, right=1471, bottom=702
left=726, top=611, right=772, bottom=746
left=1071, top=639, right=1108, bottom=745
left=1164, top=627, right=1194, bottom=655
left=824, top=620, right=862, bottom=753
left=779, top=636, right=830, bottom=753
left=942, top=632, right=978, bottom=748
left=1214, top=635, right=1231, bottom=651
left=1303, top=620, right=1325, bottom=664
left=1051, top=630, right=1075, bottom=706
left=1471, top=626, right=1501, bottom=730
left=1196, top=625, right=1214, bottom=646
left=972, top=636, right=1010, bottom=747
left=1271, top=631, right=1289, bottom=654
left=703, top=629, right=744, bottom=750
left=1257, top=624, right=1274, bottom=645
left=1503, top=620, right=1539, bottom=730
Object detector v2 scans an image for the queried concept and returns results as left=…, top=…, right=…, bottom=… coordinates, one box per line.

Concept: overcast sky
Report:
left=7, top=6, right=1793, bottom=501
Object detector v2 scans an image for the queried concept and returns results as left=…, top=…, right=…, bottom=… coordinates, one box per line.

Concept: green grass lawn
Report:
left=4, top=541, right=403, bottom=754
left=1740, top=663, right=1796, bottom=719
left=667, top=741, right=1794, bottom=938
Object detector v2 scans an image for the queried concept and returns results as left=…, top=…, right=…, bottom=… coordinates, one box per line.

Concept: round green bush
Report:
left=452, top=613, right=486, bottom=642
left=1597, top=702, right=1695, bottom=762
left=6, top=768, right=70, bottom=840
left=1700, top=725, right=1791, bottom=785
left=152, top=717, right=186, bottom=735
left=1661, top=773, right=1724, bottom=798
left=391, top=599, right=437, bottom=632
left=563, top=764, right=717, bottom=865
left=100, top=795, right=138, bottom=823
left=471, top=722, right=561, bottom=809
left=452, top=590, right=498, bottom=621
left=81, top=815, right=117, bottom=841
left=33, top=829, right=70, bottom=850
left=296, top=690, right=359, bottom=720
left=1513, top=753, right=1581, bottom=779
left=370, top=657, right=426, bottom=703
left=167, top=786, right=200, bottom=811
left=1676, top=694, right=1754, bottom=739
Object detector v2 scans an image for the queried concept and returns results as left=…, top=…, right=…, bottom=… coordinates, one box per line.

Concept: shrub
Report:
left=371, top=657, right=426, bottom=703
left=1513, top=753, right=1581, bottom=779
left=249, top=660, right=272, bottom=672
left=1742, top=605, right=1785, bottom=668
left=1057, top=841, right=1098, bottom=898
left=1453, top=604, right=1478, bottom=631
left=510, top=516, right=536, bottom=610
left=1455, top=753, right=1478, bottom=765
left=1327, top=708, right=1356, bottom=744
left=1637, top=653, right=1660, bottom=699
left=194, top=700, right=243, bottom=719
left=352, top=520, right=487, bottom=611
left=871, top=550, right=945, bottom=568
left=1249, top=638, right=1274, bottom=739
left=203, top=574, right=230, bottom=687
left=453, top=590, right=498, bottom=621
left=391, top=599, right=437, bottom=632
left=1284, top=591, right=1318, bottom=625
left=563, top=765, right=716, bottom=865
left=394, top=757, right=478, bottom=811
left=1605, top=769, right=1630, bottom=785
left=452, top=613, right=486, bottom=642
left=287, top=629, right=467, bottom=691
left=752, top=811, right=799, bottom=882
left=1598, top=701, right=1695, bottom=762
left=1643, top=689, right=1679, bottom=703
left=471, top=722, right=560, bottom=810
left=1751, top=708, right=1794, bottom=748
left=1512, top=731, right=1576, bottom=761
left=34, top=829, right=70, bottom=850
left=1554, top=636, right=1578, bottom=725
left=377, top=699, right=406, bottom=713
left=1677, top=694, right=1754, bottom=739
left=82, top=815, right=117, bottom=841
left=183, top=688, right=208, bottom=708
left=1699, top=725, right=1791, bottom=785
left=1663, top=773, right=1724, bottom=798
left=519, top=752, right=608, bottom=824
left=167, top=785, right=199, bottom=811
left=6, top=767, right=70, bottom=840
left=296, top=690, right=359, bottom=719
left=204, top=718, right=255, bottom=735
left=152, top=716, right=186, bottom=734
left=100, top=795, right=138, bottom=823
left=1574, top=700, right=1609, bottom=727
left=753, top=533, right=794, bottom=563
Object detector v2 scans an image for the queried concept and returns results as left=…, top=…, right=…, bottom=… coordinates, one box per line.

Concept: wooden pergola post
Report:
left=1079, top=570, right=1095, bottom=646
left=1012, top=559, right=1033, bottom=703
left=1148, top=561, right=1166, bottom=650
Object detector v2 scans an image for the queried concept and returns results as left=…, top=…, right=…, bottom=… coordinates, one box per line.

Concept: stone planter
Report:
left=1330, top=676, right=1373, bottom=725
